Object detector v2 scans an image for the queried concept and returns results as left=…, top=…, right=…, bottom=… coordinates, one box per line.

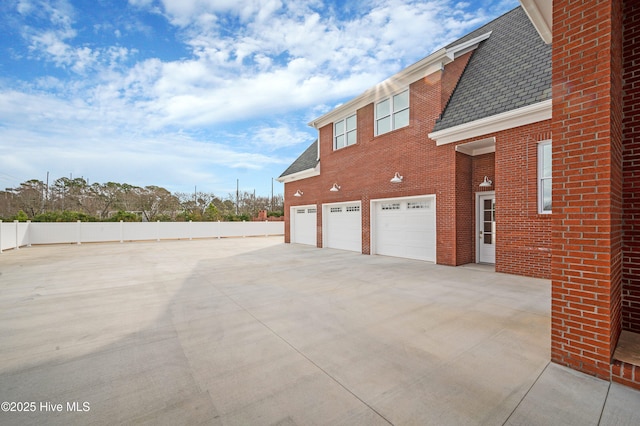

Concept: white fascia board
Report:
left=308, top=50, right=447, bottom=130
left=276, top=164, right=320, bottom=184
left=309, top=33, right=493, bottom=130
left=446, top=32, right=492, bottom=60
left=455, top=137, right=496, bottom=156
left=429, top=99, right=552, bottom=146
left=519, top=0, right=552, bottom=44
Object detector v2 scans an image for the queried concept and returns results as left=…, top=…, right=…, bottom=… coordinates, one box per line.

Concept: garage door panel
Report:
left=324, top=203, right=361, bottom=252
left=374, top=197, right=435, bottom=262
left=292, top=206, right=316, bottom=246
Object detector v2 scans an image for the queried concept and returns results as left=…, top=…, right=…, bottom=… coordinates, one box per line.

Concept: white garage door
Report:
left=323, top=202, right=362, bottom=252
left=373, top=196, right=436, bottom=262
left=291, top=206, right=317, bottom=246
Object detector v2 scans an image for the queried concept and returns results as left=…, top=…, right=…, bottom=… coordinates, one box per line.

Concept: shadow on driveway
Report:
left=1, top=237, right=557, bottom=424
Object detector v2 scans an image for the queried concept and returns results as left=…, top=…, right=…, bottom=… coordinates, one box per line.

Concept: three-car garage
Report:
left=290, top=195, right=436, bottom=262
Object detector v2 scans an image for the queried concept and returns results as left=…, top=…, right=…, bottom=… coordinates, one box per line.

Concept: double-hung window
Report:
left=375, top=89, right=409, bottom=136
left=538, top=140, right=552, bottom=214
left=334, top=114, right=357, bottom=150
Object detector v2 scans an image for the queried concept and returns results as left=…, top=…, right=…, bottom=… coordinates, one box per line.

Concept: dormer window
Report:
left=334, top=113, right=357, bottom=150
left=375, top=89, right=409, bottom=136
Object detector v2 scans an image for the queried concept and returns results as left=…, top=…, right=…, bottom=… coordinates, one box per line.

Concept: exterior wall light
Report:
left=390, top=172, right=403, bottom=183
left=479, top=176, right=493, bottom=187
left=329, top=183, right=341, bottom=192
left=294, top=190, right=303, bottom=197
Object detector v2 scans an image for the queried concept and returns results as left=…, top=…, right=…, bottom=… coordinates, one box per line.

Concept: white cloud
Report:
left=0, top=90, right=287, bottom=192
left=17, top=0, right=501, bottom=128
left=249, top=125, right=315, bottom=151
left=1, top=0, right=519, bottom=193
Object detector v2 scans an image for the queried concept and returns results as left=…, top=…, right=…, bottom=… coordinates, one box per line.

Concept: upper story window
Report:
left=334, top=114, right=357, bottom=150
left=538, top=140, right=552, bottom=214
left=375, top=89, right=409, bottom=136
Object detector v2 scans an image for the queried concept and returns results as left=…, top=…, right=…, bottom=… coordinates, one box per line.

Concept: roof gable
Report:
left=278, top=140, right=319, bottom=181
left=432, top=7, right=551, bottom=133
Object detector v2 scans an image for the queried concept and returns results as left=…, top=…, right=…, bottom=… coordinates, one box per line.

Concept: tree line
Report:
left=0, top=177, right=283, bottom=222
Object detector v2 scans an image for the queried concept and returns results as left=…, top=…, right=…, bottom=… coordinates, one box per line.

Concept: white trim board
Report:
left=429, top=99, right=552, bottom=146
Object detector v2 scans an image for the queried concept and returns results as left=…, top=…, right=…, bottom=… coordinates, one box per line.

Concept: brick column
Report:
left=622, top=1, right=640, bottom=333
left=551, top=0, right=624, bottom=379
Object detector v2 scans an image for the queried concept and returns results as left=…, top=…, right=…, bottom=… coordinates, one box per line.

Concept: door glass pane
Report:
left=484, top=222, right=492, bottom=233
left=484, top=199, right=492, bottom=210
left=484, top=234, right=492, bottom=244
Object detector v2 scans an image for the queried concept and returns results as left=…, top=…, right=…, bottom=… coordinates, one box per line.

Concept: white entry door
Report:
left=478, top=193, right=496, bottom=264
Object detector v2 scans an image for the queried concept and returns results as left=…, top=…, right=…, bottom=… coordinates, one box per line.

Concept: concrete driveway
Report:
left=1, top=237, right=639, bottom=425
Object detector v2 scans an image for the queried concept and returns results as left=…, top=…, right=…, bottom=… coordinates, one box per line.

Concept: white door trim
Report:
left=322, top=200, right=362, bottom=252
left=290, top=204, right=317, bottom=246
left=370, top=194, right=437, bottom=262
left=476, top=191, right=496, bottom=264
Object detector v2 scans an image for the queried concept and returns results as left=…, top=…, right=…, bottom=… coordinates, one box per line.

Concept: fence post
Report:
left=77, top=220, right=81, bottom=245
left=157, top=220, right=160, bottom=242
left=120, top=220, right=124, bottom=243
left=14, top=220, right=19, bottom=250
left=27, top=220, right=31, bottom=247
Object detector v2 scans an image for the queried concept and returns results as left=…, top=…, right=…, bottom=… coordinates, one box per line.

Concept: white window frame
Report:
left=334, top=113, right=357, bottom=150
left=538, top=140, right=552, bottom=214
left=375, top=89, right=410, bottom=136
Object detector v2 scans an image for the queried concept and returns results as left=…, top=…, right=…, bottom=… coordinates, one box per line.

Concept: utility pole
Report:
left=45, top=171, right=49, bottom=211
left=236, top=179, right=239, bottom=215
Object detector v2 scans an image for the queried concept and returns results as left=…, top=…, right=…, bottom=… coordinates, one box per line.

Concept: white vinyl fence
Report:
left=0, top=220, right=284, bottom=253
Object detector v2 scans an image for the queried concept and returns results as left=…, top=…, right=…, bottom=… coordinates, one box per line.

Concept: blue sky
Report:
left=0, top=0, right=518, bottom=198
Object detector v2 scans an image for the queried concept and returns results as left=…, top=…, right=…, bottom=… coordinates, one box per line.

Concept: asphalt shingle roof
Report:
left=433, top=7, right=551, bottom=131
left=280, top=7, right=550, bottom=178
left=279, top=139, right=318, bottom=178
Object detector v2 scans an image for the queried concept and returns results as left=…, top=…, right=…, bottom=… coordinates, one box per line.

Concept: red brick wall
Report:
left=284, top=52, right=473, bottom=264
left=284, top=49, right=553, bottom=278
left=451, top=123, right=552, bottom=279
left=622, top=1, right=640, bottom=334
left=455, top=152, right=473, bottom=265
left=495, top=125, right=552, bottom=279
left=551, top=0, right=624, bottom=380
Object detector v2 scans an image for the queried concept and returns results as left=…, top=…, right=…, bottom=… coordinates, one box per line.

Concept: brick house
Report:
left=278, top=7, right=552, bottom=277
left=279, top=1, right=640, bottom=389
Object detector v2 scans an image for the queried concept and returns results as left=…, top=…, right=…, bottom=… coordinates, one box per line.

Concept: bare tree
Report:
left=12, top=180, right=46, bottom=217
left=136, top=186, right=179, bottom=221
left=89, top=182, right=124, bottom=219
left=1, top=176, right=282, bottom=221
